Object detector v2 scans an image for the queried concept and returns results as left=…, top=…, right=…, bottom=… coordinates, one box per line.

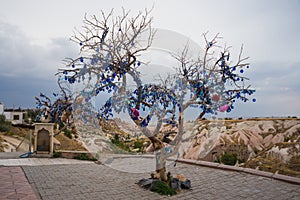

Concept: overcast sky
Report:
left=0, top=0, right=299, bottom=118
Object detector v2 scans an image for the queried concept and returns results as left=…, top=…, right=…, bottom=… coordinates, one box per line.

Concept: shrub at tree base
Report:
left=149, top=180, right=176, bottom=196
left=138, top=175, right=191, bottom=196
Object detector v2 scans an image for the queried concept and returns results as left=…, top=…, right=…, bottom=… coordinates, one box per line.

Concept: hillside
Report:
left=76, top=117, right=300, bottom=177
left=1, top=118, right=299, bottom=177
left=179, top=118, right=300, bottom=177
left=0, top=126, right=87, bottom=152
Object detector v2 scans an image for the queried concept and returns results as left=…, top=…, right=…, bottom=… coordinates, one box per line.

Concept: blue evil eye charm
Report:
left=252, top=98, right=256, bottom=102
left=80, top=57, right=84, bottom=62
left=164, top=147, right=172, bottom=153
left=240, top=69, right=244, bottom=73
left=79, top=42, right=83, bottom=46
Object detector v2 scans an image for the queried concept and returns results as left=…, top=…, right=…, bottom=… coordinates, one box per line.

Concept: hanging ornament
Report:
left=211, top=94, right=220, bottom=101
left=220, top=104, right=229, bottom=112
left=131, top=108, right=140, bottom=118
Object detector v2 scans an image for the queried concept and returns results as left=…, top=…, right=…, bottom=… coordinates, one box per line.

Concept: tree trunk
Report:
left=155, top=150, right=168, bottom=181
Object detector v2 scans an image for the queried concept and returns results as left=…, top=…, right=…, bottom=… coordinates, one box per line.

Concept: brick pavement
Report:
left=21, top=156, right=300, bottom=200
left=0, top=166, right=39, bottom=200
left=1, top=156, right=300, bottom=200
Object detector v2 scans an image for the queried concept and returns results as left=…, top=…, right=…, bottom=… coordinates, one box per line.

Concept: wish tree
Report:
left=57, top=8, right=154, bottom=126
left=129, top=33, right=256, bottom=181
left=35, top=79, right=73, bottom=129
left=58, top=8, right=256, bottom=186
left=104, top=33, right=256, bottom=182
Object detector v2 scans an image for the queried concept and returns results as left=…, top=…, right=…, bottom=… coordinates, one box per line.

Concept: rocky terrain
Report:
left=179, top=118, right=300, bottom=177
left=0, top=126, right=29, bottom=152
left=1, top=117, right=299, bottom=177
left=74, top=118, right=148, bottom=153
left=75, top=117, right=300, bottom=177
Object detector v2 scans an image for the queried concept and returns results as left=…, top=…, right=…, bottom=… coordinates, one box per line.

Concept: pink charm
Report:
left=212, top=94, right=220, bottom=101
left=219, top=104, right=229, bottom=112
left=131, top=108, right=140, bottom=117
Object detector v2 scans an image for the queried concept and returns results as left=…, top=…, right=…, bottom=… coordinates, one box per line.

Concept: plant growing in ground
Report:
left=111, top=134, right=131, bottom=152
left=0, top=114, right=11, bottom=132
left=58, top=7, right=256, bottom=183
left=63, top=129, right=73, bottom=139
left=221, top=152, right=238, bottom=166
left=150, top=180, right=176, bottom=196
left=133, top=140, right=144, bottom=149
left=52, top=151, right=61, bottom=158
left=74, top=153, right=97, bottom=161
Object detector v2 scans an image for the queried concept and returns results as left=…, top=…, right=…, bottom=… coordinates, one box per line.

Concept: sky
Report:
left=0, top=0, right=299, bottom=118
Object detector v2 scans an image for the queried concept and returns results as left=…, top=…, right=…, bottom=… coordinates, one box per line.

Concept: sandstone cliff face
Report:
left=179, top=119, right=300, bottom=165
left=73, top=117, right=300, bottom=177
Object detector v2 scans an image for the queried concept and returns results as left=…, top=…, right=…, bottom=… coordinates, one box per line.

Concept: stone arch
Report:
left=37, top=128, right=50, bottom=152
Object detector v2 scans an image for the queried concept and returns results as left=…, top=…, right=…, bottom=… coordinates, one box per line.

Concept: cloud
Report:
left=0, top=75, right=58, bottom=108
left=0, top=0, right=299, bottom=117
left=237, top=61, right=300, bottom=117
left=0, top=20, right=77, bottom=107
left=0, top=20, right=77, bottom=80
left=154, top=0, right=300, bottom=63
left=249, top=61, right=300, bottom=92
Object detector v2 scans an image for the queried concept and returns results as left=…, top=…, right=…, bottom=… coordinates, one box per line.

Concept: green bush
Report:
left=134, top=141, right=144, bottom=149
left=221, top=153, right=238, bottom=166
left=63, top=129, right=73, bottom=139
left=0, top=115, right=11, bottom=132
left=0, top=124, right=11, bottom=132
left=150, top=180, right=176, bottom=196
left=53, top=151, right=61, bottom=158
left=111, top=134, right=131, bottom=152
left=74, top=153, right=97, bottom=161
left=0, top=114, right=6, bottom=123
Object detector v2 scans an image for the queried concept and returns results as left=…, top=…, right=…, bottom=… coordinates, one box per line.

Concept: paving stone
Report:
left=1, top=156, right=300, bottom=199
left=20, top=158, right=300, bottom=199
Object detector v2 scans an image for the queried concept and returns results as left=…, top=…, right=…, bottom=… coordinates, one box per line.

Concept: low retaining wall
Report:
left=55, top=150, right=97, bottom=160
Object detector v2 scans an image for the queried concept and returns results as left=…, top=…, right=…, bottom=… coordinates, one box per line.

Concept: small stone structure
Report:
left=33, top=123, right=54, bottom=157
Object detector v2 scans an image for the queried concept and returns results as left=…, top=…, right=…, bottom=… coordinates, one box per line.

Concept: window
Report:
left=13, top=115, right=20, bottom=120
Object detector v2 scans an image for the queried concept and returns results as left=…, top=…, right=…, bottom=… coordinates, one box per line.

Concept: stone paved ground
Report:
left=19, top=156, right=300, bottom=200
left=0, top=166, right=39, bottom=200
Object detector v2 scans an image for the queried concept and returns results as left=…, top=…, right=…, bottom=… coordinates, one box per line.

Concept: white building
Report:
left=0, top=103, right=25, bottom=124
left=0, top=103, right=3, bottom=115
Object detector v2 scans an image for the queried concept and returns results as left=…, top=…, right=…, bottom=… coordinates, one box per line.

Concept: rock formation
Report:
left=179, top=118, right=300, bottom=177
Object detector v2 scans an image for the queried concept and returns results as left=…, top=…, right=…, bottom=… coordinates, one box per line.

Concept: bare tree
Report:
left=58, top=8, right=255, bottom=183
left=58, top=8, right=154, bottom=99
left=97, top=32, right=255, bottom=182
left=35, top=79, right=73, bottom=131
